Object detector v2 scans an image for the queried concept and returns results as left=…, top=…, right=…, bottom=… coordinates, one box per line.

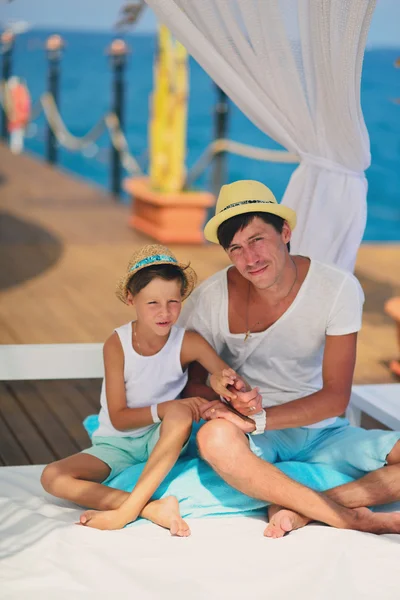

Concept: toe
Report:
left=170, top=519, right=179, bottom=536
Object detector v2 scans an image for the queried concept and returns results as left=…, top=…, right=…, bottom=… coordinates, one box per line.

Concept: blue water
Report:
left=9, top=30, right=400, bottom=242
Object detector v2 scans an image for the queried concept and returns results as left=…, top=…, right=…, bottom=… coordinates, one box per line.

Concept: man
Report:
left=179, top=179, right=400, bottom=537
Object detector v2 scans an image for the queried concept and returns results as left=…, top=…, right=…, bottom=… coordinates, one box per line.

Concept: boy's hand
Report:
left=209, top=368, right=244, bottom=401
left=179, top=396, right=209, bottom=422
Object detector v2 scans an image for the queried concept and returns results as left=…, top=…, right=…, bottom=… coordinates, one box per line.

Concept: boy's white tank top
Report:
left=95, top=322, right=188, bottom=438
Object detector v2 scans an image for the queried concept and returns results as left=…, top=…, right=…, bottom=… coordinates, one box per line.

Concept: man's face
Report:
left=226, top=216, right=291, bottom=290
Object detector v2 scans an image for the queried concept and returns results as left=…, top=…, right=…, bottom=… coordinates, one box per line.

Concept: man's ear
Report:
left=282, top=221, right=292, bottom=244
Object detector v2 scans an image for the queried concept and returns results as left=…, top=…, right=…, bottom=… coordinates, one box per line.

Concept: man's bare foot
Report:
left=264, top=505, right=311, bottom=539
left=79, top=507, right=133, bottom=530
left=351, top=507, right=400, bottom=534
left=141, top=496, right=191, bottom=537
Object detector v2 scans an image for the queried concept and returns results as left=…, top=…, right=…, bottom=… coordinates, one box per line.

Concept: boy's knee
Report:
left=163, top=402, right=193, bottom=428
left=41, top=462, right=68, bottom=495
left=196, top=419, right=240, bottom=462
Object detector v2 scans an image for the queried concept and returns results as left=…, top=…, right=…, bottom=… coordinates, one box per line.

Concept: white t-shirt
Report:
left=179, top=259, right=365, bottom=428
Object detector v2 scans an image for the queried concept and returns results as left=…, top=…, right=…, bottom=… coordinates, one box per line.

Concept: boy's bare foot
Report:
left=79, top=507, right=132, bottom=530
left=264, top=505, right=311, bottom=538
left=141, top=496, right=191, bottom=537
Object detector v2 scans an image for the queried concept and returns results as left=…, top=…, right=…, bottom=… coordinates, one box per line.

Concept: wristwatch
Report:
left=250, top=409, right=267, bottom=435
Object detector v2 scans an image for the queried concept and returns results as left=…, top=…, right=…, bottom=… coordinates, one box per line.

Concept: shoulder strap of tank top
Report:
left=114, top=321, right=133, bottom=356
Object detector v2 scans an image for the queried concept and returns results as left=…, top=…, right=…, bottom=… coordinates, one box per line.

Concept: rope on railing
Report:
left=1, top=81, right=300, bottom=183
left=0, top=83, right=144, bottom=176
left=185, top=138, right=299, bottom=187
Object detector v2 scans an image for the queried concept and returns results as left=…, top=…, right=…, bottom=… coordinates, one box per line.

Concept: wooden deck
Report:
left=0, top=144, right=399, bottom=466
left=0, top=379, right=101, bottom=466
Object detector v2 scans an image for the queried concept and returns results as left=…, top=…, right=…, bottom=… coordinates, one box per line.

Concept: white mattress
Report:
left=1, top=465, right=400, bottom=600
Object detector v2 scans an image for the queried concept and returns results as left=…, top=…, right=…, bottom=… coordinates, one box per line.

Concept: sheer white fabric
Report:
left=146, top=0, right=376, bottom=271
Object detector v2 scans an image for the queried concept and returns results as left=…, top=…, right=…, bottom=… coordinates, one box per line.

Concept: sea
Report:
left=8, top=29, right=400, bottom=242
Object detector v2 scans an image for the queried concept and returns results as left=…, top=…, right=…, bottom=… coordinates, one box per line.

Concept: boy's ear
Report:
left=126, top=292, right=135, bottom=306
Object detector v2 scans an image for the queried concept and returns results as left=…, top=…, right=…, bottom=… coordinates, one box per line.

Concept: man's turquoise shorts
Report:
left=82, top=423, right=189, bottom=483
left=248, top=418, right=400, bottom=479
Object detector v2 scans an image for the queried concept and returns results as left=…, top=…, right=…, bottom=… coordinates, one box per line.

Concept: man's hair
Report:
left=127, top=264, right=186, bottom=297
left=217, top=212, right=290, bottom=252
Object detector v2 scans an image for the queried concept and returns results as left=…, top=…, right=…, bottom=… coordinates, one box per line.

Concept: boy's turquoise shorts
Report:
left=82, top=423, right=189, bottom=483
left=248, top=418, right=400, bottom=479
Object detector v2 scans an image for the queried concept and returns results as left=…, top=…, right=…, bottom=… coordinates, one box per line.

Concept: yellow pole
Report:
left=149, top=24, right=188, bottom=193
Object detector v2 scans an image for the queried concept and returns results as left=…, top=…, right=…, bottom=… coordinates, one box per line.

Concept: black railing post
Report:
left=1, top=30, right=15, bottom=140
left=46, top=34, right=63, bottom=165
left=211, top=84, right=230, bottom=196
left=108, top=39, right=128, bottom=198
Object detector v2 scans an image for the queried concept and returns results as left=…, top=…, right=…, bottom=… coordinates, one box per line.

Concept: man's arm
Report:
left=202, top=333, right=357, bottom=431
left=263, top=332, right=357, bottom=430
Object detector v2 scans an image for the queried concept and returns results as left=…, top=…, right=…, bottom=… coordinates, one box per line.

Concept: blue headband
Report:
left=129, top=254, right=178, bottom=272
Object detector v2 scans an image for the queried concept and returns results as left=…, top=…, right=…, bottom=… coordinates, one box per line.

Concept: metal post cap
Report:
left=108, top=39, right=128, bottom=56
left=46, top=34, right=64, bottom=52
left=1, top=30, right=15, bottom=46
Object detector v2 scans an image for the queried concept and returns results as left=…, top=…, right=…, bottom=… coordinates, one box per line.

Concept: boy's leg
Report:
left=41, top=453, right=129, bottom=510
left=80, top=404, right=193, bottom=531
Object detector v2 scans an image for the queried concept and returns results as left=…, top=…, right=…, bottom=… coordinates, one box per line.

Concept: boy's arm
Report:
left=104, top=333, right=208, bottom=430
left=181, top=331, right=256, bottom=402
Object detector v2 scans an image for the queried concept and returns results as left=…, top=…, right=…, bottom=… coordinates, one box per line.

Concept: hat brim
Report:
left=116, top=261, right=197, bottom=305
left=204, top=203, right=297, bottom=244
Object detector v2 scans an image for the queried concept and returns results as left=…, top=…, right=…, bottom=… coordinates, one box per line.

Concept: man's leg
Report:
left=197, top=420, right=400, bottom=534
left=266, top=435, right=400, bottom=538
left=326, top=439, right=400, bottom=507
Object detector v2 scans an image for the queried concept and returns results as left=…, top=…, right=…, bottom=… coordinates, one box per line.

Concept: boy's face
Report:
left=127, top=277, right=182, bottom=335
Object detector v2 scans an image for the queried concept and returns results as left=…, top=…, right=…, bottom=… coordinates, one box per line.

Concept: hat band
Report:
left=220, top=199, right=275, bottom=213
left=130, top=254, right=178, bottom=272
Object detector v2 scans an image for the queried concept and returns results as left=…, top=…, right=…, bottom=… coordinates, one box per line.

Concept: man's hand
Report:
left=209, top=368, right=245, bottom=401
left=227, top=381, right=263, bottom=417
left=200, top=400, right=256, bottom=434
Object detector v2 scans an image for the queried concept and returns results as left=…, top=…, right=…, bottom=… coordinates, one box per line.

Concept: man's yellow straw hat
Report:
left=204, top=180, right=297, bottom=244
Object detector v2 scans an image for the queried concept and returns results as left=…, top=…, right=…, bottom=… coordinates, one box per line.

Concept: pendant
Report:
left=244, top=330, right=251, bottom=342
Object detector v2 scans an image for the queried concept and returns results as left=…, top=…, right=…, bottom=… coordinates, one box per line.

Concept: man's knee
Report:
left=196, top=419, right=243, bottom=464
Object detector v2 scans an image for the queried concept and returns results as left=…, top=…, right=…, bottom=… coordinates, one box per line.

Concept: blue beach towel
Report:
left=83, top=415, right=354, bottom=520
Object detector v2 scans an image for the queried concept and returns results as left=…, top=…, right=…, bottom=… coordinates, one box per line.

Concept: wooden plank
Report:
left=9, top=381, right=80, bottom=460
left=0, top=405, right=30, bottom=466
left=0, top=382, right=55, bottom=464
left=74, top=379, right=102, bottom=412
left=34, top=381, right=93, bottom=451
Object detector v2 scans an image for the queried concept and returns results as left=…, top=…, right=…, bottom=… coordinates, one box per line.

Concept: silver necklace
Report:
left=134, top=321, right=142, bottom=355
left=244, top=259, right=298, bottom=342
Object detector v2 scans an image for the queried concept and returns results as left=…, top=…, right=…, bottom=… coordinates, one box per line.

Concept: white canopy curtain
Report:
left=145, top=0, right=376, bottom=271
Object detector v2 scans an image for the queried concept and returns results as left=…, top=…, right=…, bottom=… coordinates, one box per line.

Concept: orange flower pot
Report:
left=124, top=177, right=215, bottom=244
